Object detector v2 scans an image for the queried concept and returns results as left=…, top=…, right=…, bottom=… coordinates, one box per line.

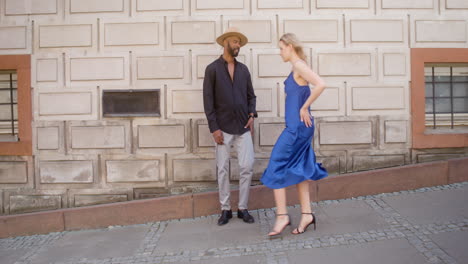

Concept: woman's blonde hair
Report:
left=279, top=33, right=306, bottom=61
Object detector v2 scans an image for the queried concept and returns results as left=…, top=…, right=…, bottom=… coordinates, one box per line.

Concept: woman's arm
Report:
left=294, top=61, right=326, bottom=127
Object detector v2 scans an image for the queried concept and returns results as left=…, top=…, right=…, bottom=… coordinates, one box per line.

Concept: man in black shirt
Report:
left=203, top=27, right=257, bottom=226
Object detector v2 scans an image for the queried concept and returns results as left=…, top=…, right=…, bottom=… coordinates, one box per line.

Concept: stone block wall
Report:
left=0, top=0, right=467, bottom=215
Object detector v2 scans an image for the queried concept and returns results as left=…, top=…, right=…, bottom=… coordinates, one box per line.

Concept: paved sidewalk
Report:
left=1, top=182, right=467, bottom=264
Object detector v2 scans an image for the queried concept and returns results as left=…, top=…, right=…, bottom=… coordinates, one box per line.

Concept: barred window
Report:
left=424, top=64, right=468, bottom=132
left=0, top=70, right=18, bottom=142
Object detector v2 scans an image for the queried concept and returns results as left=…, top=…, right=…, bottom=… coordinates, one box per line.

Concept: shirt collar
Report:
left=219, top=55, right=238, bottom=65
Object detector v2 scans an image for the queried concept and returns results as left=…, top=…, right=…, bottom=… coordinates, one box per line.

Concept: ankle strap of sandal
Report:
left=276, top=213, right=288, bottom=216
left=301, top=212, right=313, bottom=215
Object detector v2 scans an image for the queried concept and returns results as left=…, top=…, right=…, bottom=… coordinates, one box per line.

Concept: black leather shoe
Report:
left=217, top=210, right=232, bottom=226
left=237, top=209, right=255, bottom=223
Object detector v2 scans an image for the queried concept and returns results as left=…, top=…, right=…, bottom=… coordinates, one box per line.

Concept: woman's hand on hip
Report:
left=300, top=107, right=312, bottom=128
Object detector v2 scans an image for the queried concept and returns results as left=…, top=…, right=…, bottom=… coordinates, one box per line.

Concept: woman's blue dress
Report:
left=260, top=72, right=328, bottom=189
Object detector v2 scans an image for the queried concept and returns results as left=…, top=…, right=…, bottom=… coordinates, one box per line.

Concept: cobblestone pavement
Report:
left=1, top=182, right=467, bottom=264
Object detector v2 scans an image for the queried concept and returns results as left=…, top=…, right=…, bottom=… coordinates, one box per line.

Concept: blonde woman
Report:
left=260, top=33, right=328, bottom=237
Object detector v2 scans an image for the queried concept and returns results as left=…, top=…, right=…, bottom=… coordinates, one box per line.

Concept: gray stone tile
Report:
left=155, top=212, right=263, bottom=253
left=383, top=186, right=468, bottom=225
left=430, top=230, right=468, bottom=264
left=0, top=248, right=28, bottom=264
left=268, top=200, right=389, bottom=240
left=32, top=225, right=149, bottom=264
left=287, top=238, right=427, bottom=264
left=180, top=255, right=266, bottom=264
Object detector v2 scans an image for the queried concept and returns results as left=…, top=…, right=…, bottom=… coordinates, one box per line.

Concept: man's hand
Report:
left=212, top=129, right=224, bottom=145
left=244, top=117, right=254, bottom=136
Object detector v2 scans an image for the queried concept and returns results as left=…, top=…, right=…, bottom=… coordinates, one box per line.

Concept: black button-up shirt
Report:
left=203, top=56, right=257, bottom=135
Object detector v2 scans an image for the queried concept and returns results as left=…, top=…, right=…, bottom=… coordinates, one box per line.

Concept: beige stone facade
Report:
left=0, top=0, right=467, bottom=215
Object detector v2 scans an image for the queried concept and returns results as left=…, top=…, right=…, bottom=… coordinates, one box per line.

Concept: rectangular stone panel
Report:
left=228, top=20, right=271, bottom=43
left=351, top=20, right=404, bottom=42
left=385, top=120, right=407, bottom=143
left=382, top=0, right=433, bottom=8
left=317, top=156, right=341, bottom=175
left=284, top=20, right=338, bottom=42
left=70, top=57, right=125, bottom=81
left=417, top=154, right=465, bottom=163
left=197, top=55, right=218, bottom=78
left=257, top=0, right=303, bottom=8
left=198, top=124, right=213, bottom=147
left=318, top=53, right=371, bottom=76
left=5, top=0, right=57, bottom=15
left=383, top=53, right=406, bottom=76
left=446, top=0, right=468, bottom=8
left=71, top=126, right=125, bottom=149
left=256, top=88, right=272, bottom=112
left=171, top=21, right=215, bottom=44
left=0, top=161, right=27, bottom=183
left=415, top=20, right=466, bottom=42
left=352, top=87, right=404, bottom=110
left=258, top=54, right=290, bottom=77
left=353, top=155, right=405, bottom=171
left=173, top=159, right=216, bottom=181
left=40, top=161, right=93, bottom=183
left=136, top=0, right=184, bottom=11
left=36, top=59, right=58, bottom=82
left=316, top=0, right=369, bottom=8
left=39, top=92, right=92, bottom=115
left=104, top=23, right=159, bottom=46
left=196, top=0, right=244, bottom=9
left=74, top=194, right=128, bottom=207
left=0, top=27, right=26, bottom=49
left=133, top=188, right=170, bottom=199
left=106, top=160, right=160, bottom=182
left=39, top=25, right=92, bottom=48
left=260, top=123, right=284, bottom=146
left=137, top=57, right=184, bottom=79
left=311, top=87, right=339, bottom=110
left=37, top=127, right=59, bottom=150
left=320, top=122, right=372, bottom=144
left=9, top=195, right=61, bottom=214
left=171, top=90, right=204, bottom=113
left=70, top=0, right=124, bottom=13
left=138, top=125, right=185, bottom=148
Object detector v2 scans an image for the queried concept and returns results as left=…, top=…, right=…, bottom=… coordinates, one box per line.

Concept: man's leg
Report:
left=236, top=131, right=254, bottom=210
left=216, top=132, right=233, bottom=210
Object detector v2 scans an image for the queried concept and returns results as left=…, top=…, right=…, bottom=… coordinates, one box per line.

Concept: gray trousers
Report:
left=216, top=131, right=254, bottom=210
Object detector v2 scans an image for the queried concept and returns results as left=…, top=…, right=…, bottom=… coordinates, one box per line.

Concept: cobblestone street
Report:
left=1, top=182, right=467, bottom=264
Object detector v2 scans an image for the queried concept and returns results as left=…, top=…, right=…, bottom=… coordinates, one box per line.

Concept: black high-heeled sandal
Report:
left=292, top=212, right=316, bottom=235
left=268, top=214, right=291, bottom=238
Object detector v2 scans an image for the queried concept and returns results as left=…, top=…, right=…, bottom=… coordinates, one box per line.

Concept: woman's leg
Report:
left=268, top=188, right=290, bottom=235
left=292, top=181, right=314, bottom=234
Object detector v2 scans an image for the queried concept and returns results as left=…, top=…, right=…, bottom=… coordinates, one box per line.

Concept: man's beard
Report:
left=227, top=44, right=239, bottom=57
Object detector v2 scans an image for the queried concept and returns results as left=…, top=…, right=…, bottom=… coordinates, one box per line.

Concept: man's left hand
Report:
left=244, top=117, right=254, bottom=136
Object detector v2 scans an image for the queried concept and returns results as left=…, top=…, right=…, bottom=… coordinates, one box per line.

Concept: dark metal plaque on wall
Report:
left=102, top=89, right=160, bottom=117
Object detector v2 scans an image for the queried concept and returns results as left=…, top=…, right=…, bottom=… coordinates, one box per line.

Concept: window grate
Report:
left=0, top=70, right=18, bottom=142
left=424, top=64, right=468, bottom=130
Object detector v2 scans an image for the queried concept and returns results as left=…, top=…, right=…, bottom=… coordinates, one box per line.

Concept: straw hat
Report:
left=216, top=27, right=248, bottom=47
